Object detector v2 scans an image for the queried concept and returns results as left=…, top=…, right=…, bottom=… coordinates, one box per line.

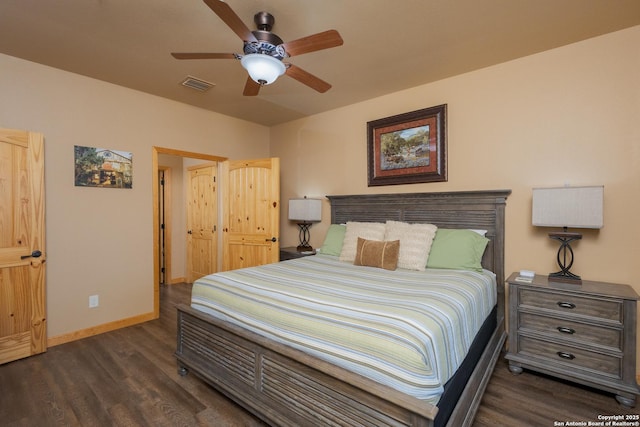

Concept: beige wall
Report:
left=272, top=26, right=639, bottom=287
left=0, top=53, right=269, bottom=339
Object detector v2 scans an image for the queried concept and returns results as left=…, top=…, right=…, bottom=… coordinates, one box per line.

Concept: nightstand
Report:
left=505, top=272, right=640, bottom=407
left=279, top=246, right=316, bottom=261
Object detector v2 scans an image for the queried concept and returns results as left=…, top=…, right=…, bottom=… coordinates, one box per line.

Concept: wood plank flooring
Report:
left=1, top=282, right=637, bottom=426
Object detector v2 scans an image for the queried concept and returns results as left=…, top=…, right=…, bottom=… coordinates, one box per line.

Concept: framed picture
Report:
left=367, top=104, right=447, bottom=186
left=74, top=145, right=133, bottom=188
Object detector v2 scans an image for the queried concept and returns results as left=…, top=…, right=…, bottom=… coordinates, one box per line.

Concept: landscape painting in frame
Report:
left=367, top=104, right=447, bottom=186
left=74, top=145, right=133, bottom=188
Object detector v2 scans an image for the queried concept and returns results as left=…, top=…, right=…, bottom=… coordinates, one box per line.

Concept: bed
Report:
left=176, top=190, right=511, bottom=427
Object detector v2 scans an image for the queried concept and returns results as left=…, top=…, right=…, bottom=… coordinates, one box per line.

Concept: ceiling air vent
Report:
left=181, top=76, right=214, bottom=92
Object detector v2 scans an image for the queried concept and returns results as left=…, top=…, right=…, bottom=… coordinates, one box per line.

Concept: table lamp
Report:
left=532, top=186, right=603, bottom=284
left=288, top=197, right=322, bottom=252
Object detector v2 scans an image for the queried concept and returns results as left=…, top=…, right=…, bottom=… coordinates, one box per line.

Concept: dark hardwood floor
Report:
left=1, top=283, right=637, bottom=426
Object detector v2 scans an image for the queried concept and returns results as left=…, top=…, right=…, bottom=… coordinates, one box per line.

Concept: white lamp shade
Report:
left=241, top=54, right=286, bottom=85
left=288, top=198, right=322, bottom=222
left=532, top=186, right=604, bottom=229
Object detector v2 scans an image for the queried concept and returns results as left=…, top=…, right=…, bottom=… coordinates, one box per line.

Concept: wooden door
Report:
left=0, top=128, right=47, bottom=364
left=186, top=163, right=217, bottom=283
left=157, top=166, right=173, bottom=286
left=221, top=158, right=280, bottom=271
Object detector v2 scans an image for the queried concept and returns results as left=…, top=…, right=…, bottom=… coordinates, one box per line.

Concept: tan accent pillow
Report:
left=385, top=221, right=437, bottom=271
left=353, top=238, right=400, bottom=271
left=339, top=222, right=386, bottom=262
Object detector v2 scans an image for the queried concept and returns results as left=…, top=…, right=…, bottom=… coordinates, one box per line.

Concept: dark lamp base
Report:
left=548, top=230, right=583, bottom=285
left=548, top=272, right=582, bottom=285
left=295, top=222, right=314, bottom=253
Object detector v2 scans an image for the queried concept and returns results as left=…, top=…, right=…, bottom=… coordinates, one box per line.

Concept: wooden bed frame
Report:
left=176, top=189, right=511, bottom=427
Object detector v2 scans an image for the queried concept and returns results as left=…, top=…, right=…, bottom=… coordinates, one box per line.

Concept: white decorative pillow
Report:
left=339, top=222, right=386, bottom=262
left=384, top=221, right=437, bottom=271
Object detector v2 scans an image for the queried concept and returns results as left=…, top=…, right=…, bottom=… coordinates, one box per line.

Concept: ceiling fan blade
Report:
left=203, top=0, right=257, bottom=42
left=243, top=77, right=261, bottom=96
left=285, top=64, right=331, bottom=93
left=171, top=52, right=236, bottom=60
left=281, top=30, right=343, bottom=57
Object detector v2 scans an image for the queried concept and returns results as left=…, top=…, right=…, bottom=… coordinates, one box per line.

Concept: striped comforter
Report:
left=191, top=254, right=497, bottom=404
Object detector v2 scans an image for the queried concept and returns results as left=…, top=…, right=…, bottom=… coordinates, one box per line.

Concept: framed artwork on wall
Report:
left=74, top=145, right=133, bottom=188
left=367, top=104, right=447, bottom=186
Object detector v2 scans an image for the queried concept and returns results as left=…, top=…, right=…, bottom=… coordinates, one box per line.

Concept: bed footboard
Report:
left=176, top=303, right=438, bottom=427
left=176, top=303, right=505, bottom=427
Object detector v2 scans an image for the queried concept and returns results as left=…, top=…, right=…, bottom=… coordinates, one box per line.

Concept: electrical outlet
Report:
left=89, top=295, right=99, bottom=308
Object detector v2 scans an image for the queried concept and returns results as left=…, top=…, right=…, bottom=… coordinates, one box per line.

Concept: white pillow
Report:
left=385, top=221, right=437, bottom=271
left=339, top=222, right=386, bottom=262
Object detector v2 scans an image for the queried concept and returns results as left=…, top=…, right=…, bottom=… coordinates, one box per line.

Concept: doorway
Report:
left=152, top=147, right=227, bottom=319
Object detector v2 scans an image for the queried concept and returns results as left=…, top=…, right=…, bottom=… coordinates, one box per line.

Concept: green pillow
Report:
left=426, top=229, right=489, bottom=272
left=318, top=224, right=346, bottom=256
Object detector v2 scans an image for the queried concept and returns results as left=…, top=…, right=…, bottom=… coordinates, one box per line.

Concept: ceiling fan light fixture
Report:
left=241, top=53, right=285, bottom=86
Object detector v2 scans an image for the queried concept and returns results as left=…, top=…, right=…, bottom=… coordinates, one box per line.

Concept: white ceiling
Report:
left=1, top=0, right=639, bottom=126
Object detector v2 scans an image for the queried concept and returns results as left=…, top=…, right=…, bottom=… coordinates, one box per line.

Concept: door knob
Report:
left=266, top=237, right=277, bottom=242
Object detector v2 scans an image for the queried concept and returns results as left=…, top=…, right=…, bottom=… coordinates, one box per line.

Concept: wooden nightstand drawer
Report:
left=519, top=311, right=622, bottom=350
left=518, top=335, right=622, bottom=379
left=519, top=288, right=622, bottom=322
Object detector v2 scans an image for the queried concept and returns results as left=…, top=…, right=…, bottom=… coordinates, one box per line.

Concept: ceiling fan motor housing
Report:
left=244, top=35, right=285, bottom=59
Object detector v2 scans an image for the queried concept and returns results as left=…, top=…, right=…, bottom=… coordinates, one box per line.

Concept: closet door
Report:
left=0, top=128, right=47, bottom=364
left=186, top=163, right=217, bottom=283
left=221, top=158, right=280, bottom=271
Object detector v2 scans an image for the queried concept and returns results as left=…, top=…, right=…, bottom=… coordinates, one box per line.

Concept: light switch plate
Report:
left=89, top=295, right=99, bottom=308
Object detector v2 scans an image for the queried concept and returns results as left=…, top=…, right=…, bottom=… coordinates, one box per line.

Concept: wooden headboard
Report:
left=326, top=189, right=511, bottom=287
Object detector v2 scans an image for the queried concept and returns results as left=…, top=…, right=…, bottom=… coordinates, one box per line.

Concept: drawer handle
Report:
left=557, top=351, right=575, bottom=360
left=557, top=326, right=576, bottom=334
left=557, top=302, right=576, bottom=309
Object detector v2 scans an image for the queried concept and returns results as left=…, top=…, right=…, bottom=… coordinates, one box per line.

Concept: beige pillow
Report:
left=339, top=222, right=386, bottom=262
left=354, top=238, right=400, bottom=270
left=384, top=221, right=437, bottom=271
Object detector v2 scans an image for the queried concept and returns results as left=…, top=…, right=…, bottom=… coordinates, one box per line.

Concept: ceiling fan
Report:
left=171, top=0, right=344, bottom=96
